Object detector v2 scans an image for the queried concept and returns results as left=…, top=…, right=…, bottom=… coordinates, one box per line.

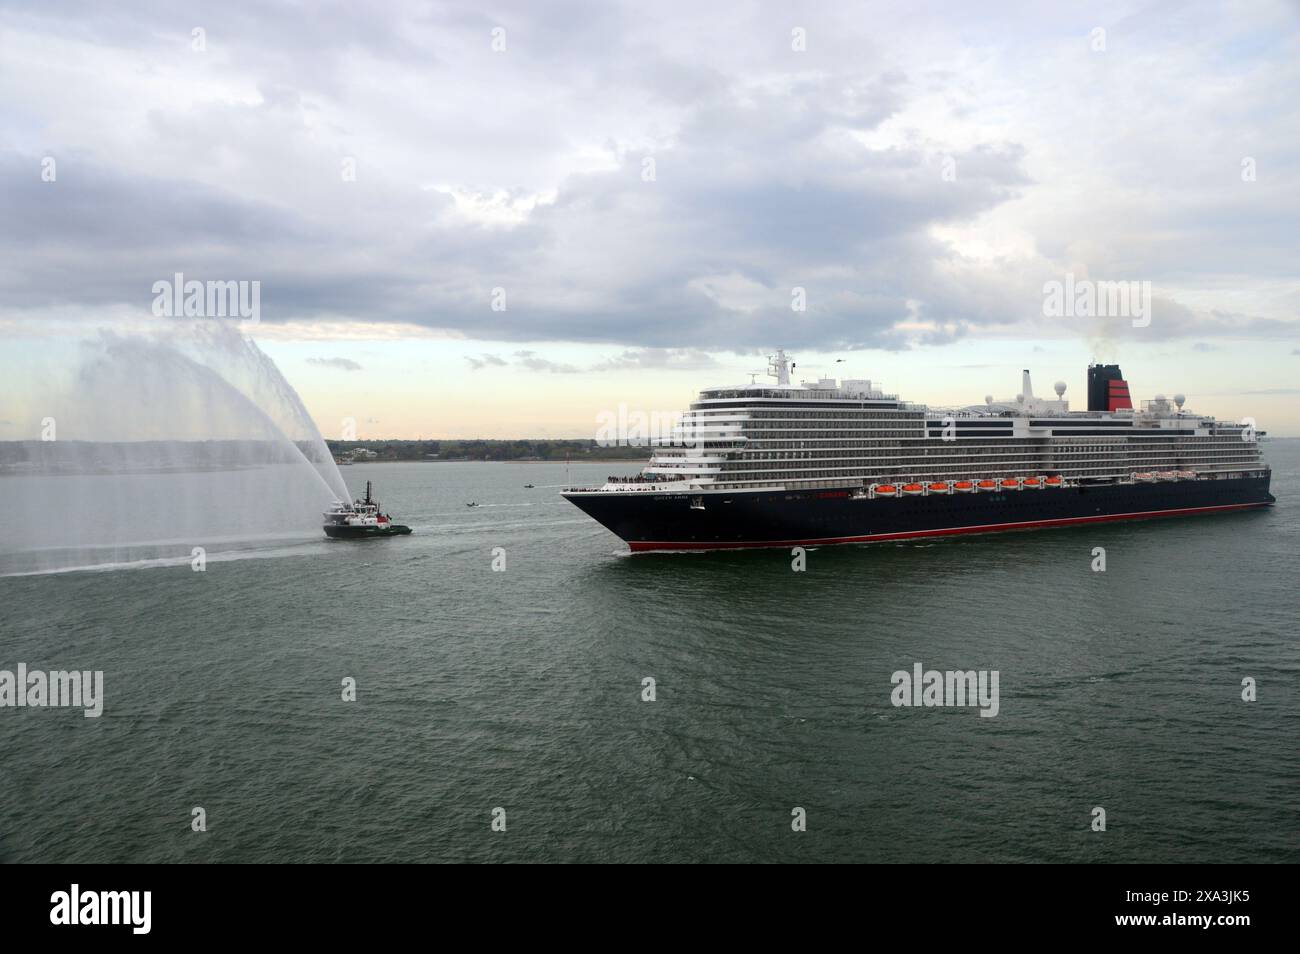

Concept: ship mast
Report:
left=768, top=349, right=791, bottom=386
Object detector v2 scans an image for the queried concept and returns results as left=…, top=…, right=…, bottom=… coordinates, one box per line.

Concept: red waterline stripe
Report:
left=626, top=502, right=1269, bottom=552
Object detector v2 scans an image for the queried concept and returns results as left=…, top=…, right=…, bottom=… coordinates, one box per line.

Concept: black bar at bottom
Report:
left=0, top=863, right=1284, bottom=941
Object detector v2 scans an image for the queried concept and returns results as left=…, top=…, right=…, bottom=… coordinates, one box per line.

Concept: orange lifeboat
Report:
left=1045, top=475, right=1064, bottom=487
left=902, top=482, right=925, bottom=496
left=1023, top=476, right=1043, bottom=488
left=976, top=479, right=998, bottom=491
left=928, top=482, right=950, bottom=494
left=875, top=484, right=898, bottom=496
left=953, top=480, right=975, bottom=493
left=999, top=478, right=1020, bottom=489
left=1133, top=472, right=1155, bottom=482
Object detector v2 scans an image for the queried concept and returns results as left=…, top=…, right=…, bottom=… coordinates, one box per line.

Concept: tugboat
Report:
left=323, top=481, right=412, bottom=538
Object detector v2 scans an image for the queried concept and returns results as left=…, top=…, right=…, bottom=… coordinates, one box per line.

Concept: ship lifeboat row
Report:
left=868, top=476, right=1068, bottom=497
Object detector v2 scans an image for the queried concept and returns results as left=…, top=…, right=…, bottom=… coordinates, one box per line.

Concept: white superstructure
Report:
left=601, top=351, right=1268, bottom=494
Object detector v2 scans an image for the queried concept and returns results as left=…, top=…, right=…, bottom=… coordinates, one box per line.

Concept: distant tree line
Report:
left=325, top=439, right=648, bottom=461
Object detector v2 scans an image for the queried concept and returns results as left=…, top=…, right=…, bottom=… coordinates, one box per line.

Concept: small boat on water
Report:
left=466, top=502, right=479, bottom=508
left=524, top=483, right=535, bottom=488
left=323, top=481, right=411, bottom=538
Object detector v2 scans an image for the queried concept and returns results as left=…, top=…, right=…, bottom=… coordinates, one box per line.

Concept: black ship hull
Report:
left=563, top=474, right=1274, bottom=552
left=323, top=524, right=412, bottom=539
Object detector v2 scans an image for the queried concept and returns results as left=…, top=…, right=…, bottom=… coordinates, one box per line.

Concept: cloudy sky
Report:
left=3, top=0, right=1298, bottom=437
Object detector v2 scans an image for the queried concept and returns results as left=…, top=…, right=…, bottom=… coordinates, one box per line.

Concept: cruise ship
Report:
left=562, top=351, right=1274, bottom=551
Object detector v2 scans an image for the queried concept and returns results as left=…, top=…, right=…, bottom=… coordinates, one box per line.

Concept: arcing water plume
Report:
left=0, top=322, right=348, bottom=574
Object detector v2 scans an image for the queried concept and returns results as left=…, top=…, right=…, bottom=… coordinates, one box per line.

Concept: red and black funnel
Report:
left=1087, top=364, right=1133, bottom=412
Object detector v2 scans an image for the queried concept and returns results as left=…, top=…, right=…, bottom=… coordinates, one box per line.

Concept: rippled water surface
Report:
left=2, top=446, right=1297, bottom=863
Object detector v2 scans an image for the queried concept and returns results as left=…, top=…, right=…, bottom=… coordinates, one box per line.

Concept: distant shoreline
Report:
left=326, top=438, right=649, bottom=463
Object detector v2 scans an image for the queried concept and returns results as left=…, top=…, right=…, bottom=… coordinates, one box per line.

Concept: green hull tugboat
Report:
left=323, top=481, right=412, bottom=539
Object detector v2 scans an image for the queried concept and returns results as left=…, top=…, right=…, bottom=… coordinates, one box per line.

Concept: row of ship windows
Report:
left=649, top=451, right=1257, bottom=466
left=653, top=457, right=1262, bottom=474
left=719, top=407, right=922, bottom=415
left=656, top=445, right=1261, bottom=462
left=724, top=441, right=1258, bottom=454
left=652, top=465, right=1258, bottom=480
left=706, top=467, right=1242, bottom=483
left=716, top=455, right=1261, bottom=468
left=741, top=414, right=926, bottom=422
left=705, top=453, right=1259, bottom=472
left=660, top=438, right=1260, bottom=456
left=712, top=448, right=1261, bottom=465
left=702, top=454, right=1258, bottom=473
left=736, top=428, right=1254, bottom=443
left=733, top=435, right=1250, bottom=444
left=734, top=430, right=1250, bottom=443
